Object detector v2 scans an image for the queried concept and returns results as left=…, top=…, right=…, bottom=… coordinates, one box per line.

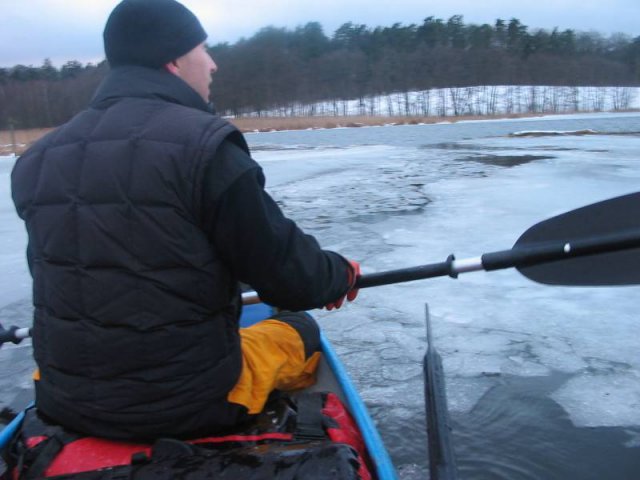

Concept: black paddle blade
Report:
left=424, top=305, right=458, bottom=480
left=515, top=192, right=640, bottom=286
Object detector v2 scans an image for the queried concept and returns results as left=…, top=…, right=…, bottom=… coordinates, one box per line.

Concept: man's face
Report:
left=172, top=42, right=217, bottom=102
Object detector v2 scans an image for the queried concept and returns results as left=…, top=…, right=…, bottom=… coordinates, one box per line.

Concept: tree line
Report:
left=1, top=16, right=639, bottom=129
left=255, top=86, right=636, bottom=118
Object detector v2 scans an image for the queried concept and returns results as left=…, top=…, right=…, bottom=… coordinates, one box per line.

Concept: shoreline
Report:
left=228, top=113, right=546, bottom=133
left=2, top=110, right=639, bottom=155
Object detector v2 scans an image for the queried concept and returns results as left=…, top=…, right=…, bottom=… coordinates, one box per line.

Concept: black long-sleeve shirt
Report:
left=202, top=140, right=351, bottom=311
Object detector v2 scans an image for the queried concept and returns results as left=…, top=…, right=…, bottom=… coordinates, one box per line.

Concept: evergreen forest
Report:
left=1, top=16, right=639, bottom=129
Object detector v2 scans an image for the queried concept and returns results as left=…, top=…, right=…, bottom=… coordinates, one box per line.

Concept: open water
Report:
left=2, top=112, right=640, bottom=479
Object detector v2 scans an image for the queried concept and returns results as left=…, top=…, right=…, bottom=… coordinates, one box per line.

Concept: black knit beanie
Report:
left=104, top=0, right=207, bottom=68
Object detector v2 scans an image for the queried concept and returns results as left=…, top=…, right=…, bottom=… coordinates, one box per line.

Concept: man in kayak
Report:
left=11, top=0, right=359, bottom=440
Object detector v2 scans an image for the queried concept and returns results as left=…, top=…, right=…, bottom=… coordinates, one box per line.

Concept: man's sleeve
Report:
left=201, top=140, right=352, bottom=311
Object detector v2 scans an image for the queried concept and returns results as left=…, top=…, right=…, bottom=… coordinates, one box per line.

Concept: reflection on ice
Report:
left=624, top=430, right=640, bottom=448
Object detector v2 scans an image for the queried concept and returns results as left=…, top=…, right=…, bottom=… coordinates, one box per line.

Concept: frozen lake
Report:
left=2, top=112, right=640, bottom=479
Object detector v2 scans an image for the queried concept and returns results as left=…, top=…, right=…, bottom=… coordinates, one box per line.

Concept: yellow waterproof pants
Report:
left=227, top=318, right=321, bottom=414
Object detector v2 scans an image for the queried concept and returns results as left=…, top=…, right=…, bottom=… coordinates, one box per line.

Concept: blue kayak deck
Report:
left=241, top=303, right=396, bottom=479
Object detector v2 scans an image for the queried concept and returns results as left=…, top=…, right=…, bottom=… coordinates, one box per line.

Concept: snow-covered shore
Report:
left=230, top=85, right=640, bottom=119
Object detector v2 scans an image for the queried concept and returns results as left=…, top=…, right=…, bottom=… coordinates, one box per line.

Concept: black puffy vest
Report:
left=12, top=66, right=251, bottom=439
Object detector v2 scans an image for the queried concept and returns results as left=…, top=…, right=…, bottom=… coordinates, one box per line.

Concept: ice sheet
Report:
left=255, top=120, right=640, bottom=431
left=0, top=156, right=30, bottom=308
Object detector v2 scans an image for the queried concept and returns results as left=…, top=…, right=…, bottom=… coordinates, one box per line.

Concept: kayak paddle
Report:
left=3, top=192, right=640, bottom=346
left=424, top=305, right=457, bottom=480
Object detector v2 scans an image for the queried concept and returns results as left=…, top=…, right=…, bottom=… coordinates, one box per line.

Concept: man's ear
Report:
left=165, top=60, right=180, bottom=75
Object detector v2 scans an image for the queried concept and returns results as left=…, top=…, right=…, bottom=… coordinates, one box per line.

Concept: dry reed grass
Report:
left=0, top=128, right=55, bottom=155
left=228, top=113, right=544, bottom=132
left=1, top=113, right=548, bottom=155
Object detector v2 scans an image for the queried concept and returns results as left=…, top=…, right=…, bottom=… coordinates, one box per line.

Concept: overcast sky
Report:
left=2, top=0, right=639, bottom=68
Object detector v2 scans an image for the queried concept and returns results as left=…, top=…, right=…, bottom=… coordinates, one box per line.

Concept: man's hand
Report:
left=325, top=260, right=360, bottom=310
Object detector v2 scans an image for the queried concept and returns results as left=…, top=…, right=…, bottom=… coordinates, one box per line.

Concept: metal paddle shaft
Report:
left=0, top=324, right=30, bottom=347
left=356, top=255, right=459, bottom=288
